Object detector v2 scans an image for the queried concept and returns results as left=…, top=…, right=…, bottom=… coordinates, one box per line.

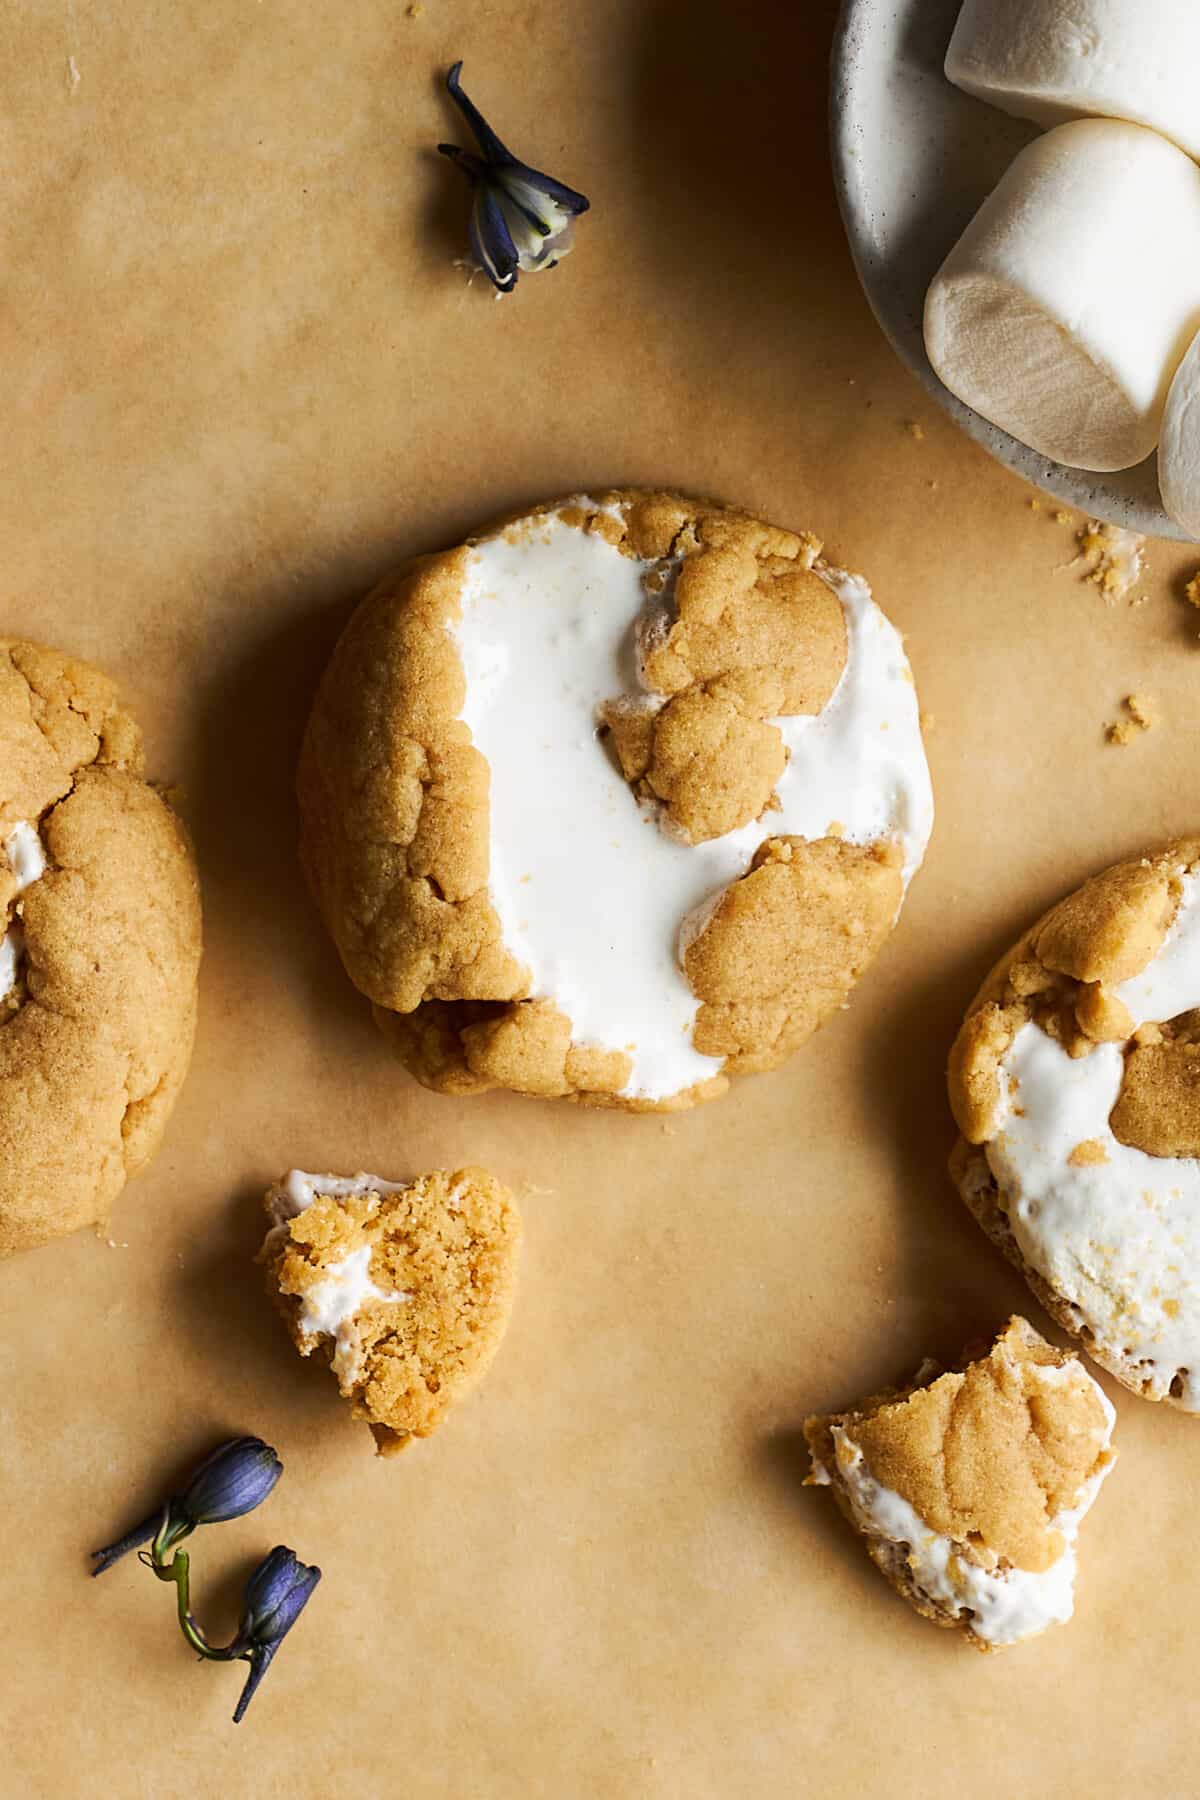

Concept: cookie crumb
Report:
left=906, top=420, right=925, bottom=442
left=1106, top=693, right=1156, bottom=745
left=1068, top=1139, right=1109, bottom=1167
left=406, top=1, right=424, bottom=14
left=1055, top=509, right=1072, bottom=526
left=1029, top=498, right=1042, bottom=513
left=1076, top=521, right=1146, bottom=601
left=1185, top=570, right=1200, bottom=611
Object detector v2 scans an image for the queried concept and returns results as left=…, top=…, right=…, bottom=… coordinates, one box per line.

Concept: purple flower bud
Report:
left=90, top=1437, right=283, bottom=1576
left=437, top=61, right=590, bottom=294
left=179, top=1437, right=283, bottom=1528
left=232, top=1547, right=322, bottom=1724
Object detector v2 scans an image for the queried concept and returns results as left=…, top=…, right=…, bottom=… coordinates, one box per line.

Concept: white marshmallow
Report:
left=5, top=823, right=46, bottom=892
left=1, top=820, right=46, bottom=1004
left=453, top=507, right=933, bottom=1104
left=925, top=120, right=1200, bottom=472
left=297, top=1244, right=411, bottom=1385
left=1160, top=326, right=1200, bottom=539
left=263, top=1172, right=412, bottom=1385
left=947, top=0, right=1200, bottom=164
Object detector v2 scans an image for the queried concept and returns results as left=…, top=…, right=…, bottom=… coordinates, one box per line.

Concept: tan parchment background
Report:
left=2, top=3, right=1199, bottom=1795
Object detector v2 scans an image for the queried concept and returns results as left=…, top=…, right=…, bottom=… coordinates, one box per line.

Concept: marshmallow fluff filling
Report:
left=986, top=875, right=1200, bottom=1407
left=1, top=821, right=47, bottom=1001
left=266, top=1171, right=411, bottom=1384
left=825, top=1388, right=1115, bottom=1647
left=452, top=509, right=933, bottom=1101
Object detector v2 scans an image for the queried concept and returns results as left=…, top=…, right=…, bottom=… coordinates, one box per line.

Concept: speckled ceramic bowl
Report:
left=831, top=0, right=1185, bottom=539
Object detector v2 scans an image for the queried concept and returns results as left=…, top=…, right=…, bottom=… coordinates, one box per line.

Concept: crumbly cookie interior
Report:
left=261, top=1168, right=521, bottom=1455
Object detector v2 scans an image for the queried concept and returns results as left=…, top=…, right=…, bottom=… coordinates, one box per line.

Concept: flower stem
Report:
left=151, top=1540, right=243, bottom=1662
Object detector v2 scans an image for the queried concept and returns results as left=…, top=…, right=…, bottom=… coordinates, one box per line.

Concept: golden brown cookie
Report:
left=298, top=491, right=932, bottom=1111
left=260, top=1168, right=521, bottom=1455
left=805, top=1318, right=1116, bottom=1650
left=948, top=839, right=1200, bottom=1409
left=0, top=639, right=202, bottom=1257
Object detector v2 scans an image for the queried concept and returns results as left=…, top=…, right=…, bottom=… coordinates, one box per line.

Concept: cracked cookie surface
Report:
left=949, top=838, right=1200, bottom=1409
left=299, top=491, right=932, bottom=1109
left=805, top=1317, right=1116, bottom=1650
left=260, top=1168, right=521, bottom=1455
left=0, top=639, right=202, bottom=1257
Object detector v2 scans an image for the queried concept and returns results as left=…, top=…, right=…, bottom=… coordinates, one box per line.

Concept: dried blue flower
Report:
left=437, top=61, right=590, bottom=294
left=179, top=1437, right=284, bottom=1529
left=90, top=1438, right=321, bottom=1726
left=231, top=1547, right=322, bottom=1724
left=90, top=1436, right=283, bottom=1576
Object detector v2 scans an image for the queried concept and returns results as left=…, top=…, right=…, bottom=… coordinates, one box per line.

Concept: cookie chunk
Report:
left=805, top=1318, right=1116, bottom=1650
left=260, top=1168, right=521, bottom=1455
left=0, top=639, right=202, bottom=1257
left=948, top=838, right=1200, bottom=1409
left=298, top=491, right=933, bottom=1110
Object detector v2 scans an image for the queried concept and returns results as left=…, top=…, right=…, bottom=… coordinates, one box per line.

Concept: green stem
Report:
left=151, top=1537, right=245, bottom=1662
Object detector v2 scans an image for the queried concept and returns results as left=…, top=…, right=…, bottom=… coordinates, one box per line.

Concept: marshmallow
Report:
left=453, top=510, right=933, bottom=1103
left=1160, top=326, right=1200, bottom=539
left=1, top=820, right=46, bottom=1003
left=947, top=0, right=1200, bottom=164
left=925, top=120, right=1200, bottom=471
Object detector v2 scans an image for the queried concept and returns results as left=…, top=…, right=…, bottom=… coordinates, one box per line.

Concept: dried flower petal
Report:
left=437, top=61, right=589, bottom=294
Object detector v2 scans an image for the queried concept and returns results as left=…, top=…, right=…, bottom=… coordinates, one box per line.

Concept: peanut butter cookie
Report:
left=299, top=492, right=932, bottom=1110
left=0, top=639, right=202, bottom=1256
left=949, top=838, right=1200, bottom=1409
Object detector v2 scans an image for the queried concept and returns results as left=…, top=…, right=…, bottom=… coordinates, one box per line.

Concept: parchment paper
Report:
left=2, top=2, right=1198, bottom=1794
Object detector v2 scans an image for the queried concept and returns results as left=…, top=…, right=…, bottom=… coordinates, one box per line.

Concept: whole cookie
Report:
left=260, top=1168, right=521, bottom=1455
left=0, top=639, right=202, bottom=1256
left=299, top=491, right=933, bottom=1110
left=949, top=838, right=1200, bottom=1409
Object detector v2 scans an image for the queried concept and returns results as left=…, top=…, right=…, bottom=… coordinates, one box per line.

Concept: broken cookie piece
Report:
left=805, top=1318, right=1116, bottom=1650
left=260, top=1168, right=521, bottom=1455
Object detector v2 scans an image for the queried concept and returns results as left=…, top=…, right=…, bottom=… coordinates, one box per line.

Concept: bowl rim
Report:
left=828, top=0, right=1187, bottom=540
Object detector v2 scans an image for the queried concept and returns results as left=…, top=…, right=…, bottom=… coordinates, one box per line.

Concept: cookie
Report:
left=260, top=1167, right=521, bottom=1455
left=805, top=1318, right=1116, bottom=1651
left=298, top=491, right=933, bottom=1111
left=0, top=639, right=202, bottom=1257
left=949, top=838, right=1200, bottom=1409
